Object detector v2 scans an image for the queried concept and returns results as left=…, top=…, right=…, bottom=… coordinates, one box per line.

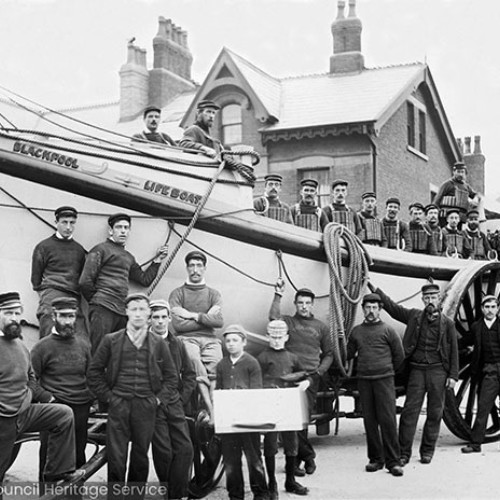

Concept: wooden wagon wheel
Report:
left=440, top=260, right=500, bottom=442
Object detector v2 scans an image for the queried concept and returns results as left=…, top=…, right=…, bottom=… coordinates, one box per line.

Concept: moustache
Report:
left=3, top=322, right=22, bottom=340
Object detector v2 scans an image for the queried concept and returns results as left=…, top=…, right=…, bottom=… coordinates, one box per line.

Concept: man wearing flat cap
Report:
left=441, top=208, right=471, bottom=258
left=0, top=291, right=82, bottom=485
left=31, top=205, right=87, bottom=338
left=424, top=204, right=444, bottom=255
left=433, top=161, right=481, bottom=225
left=408, top=202, right=437, bottom=255
left=368, top=280, right=458, bottom=466
left=347, top=293, right=404, bottom=476
left=254, top=173, right=294, bottom=224
left=462, top=295, right=500, bottom=454
left=169, top=251, right=223, bottom=422
left=382, top=198, right=412, bottom=251
left=270, top=282, right=333, bottom=476
left=31, top=297, right=93, bottom=474
left=132, top=106, right=176, bottom=146
left=463, top=209, right=491, bottom=260
left=79, top=213, right=169, bottom=353
left=290, top=178, right=327, bottom=232
left=87, top=293, right=179, bottom=495
left=179, top=99, right=222, bottom=158
left=357, top=192, right=387, bottom=247
left=321, top=179, right=362, bottom=235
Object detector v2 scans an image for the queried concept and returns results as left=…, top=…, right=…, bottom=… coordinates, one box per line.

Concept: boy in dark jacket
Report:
left=216, top=324, right=269, bottom=500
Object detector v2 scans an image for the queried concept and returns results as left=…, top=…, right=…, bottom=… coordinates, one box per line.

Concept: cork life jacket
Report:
left=465, top=230, right=487, bottom=260
left=328, top=205, right=357, bottom=233
left=257, top=197, right=291, bottom=223
left=440, top=182, right=470, bottom=213
left=293, top=203, right=322, bottom=232
left=358, top=212, right=384, bottom=245
left=383, top=219, right=403, bottom=250
left=428, top=225, right=444, bottom=254
left=443, top=228, right=466, bottom=257
left=409, top=222, right=431, bottom=253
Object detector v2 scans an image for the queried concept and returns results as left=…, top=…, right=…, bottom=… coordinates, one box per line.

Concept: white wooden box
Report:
left=214, top=387, right=308, bottom=434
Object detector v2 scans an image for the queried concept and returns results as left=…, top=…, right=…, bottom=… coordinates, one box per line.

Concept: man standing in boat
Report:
left=132, top=106, right=176, bottom=146
left=424, top=204, right=444, bottom=255
left=79, top=213, right=169, bottom=353
left=320, top=179, right=363, bottom=235
left=290, top=178, right=327, bottom=232
left=408, top=202, right=437, bottom=255
left=179, top=99, right=222, bottom=158
left=269, top=283, right=333, bottom=476
left=441, top=208, right=471, bottom=258
left=462, top=209, right=491, bottom=260
left=382, top=197, right=412, bottom=251
left=31, top=206, right=87, bottom=338
left=357, top=191, right=387, bottom=247
left=254, top=173, right=294, bottom=224
left=433, top=161, right=481, bottom=225
left=368, top=281, right=458, bottom=466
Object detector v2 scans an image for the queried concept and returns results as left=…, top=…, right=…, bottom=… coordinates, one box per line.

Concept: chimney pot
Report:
left=456, top=137, right=463, bottom=154
left=336, top=0, right=346, bottom=19
left=464, top=136, right=471, bottom=155
left=348, top=0, right=357, bottom=17
left=474, top=135, right=482, bottom=154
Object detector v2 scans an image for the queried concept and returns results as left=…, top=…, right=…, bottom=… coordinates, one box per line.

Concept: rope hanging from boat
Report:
left=147, top=160, right=227, bottom=295
left=323, top=222, right=370, bottom=377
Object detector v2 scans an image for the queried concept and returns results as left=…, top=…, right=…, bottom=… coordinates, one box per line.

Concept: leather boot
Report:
left=265, top=456, right=278, bottom=500
left=285, top=456, right=309, bottom=496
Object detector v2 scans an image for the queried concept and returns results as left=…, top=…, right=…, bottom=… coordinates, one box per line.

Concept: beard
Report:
left=425, top=303, right=439, bottom=319
left=3, top=322, right=23, bottom=340
left=55, top=323, right=75, bottom=338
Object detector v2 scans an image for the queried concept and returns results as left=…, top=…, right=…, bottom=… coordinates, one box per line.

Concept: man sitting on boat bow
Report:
left=132, top=106, right=176, bottom=147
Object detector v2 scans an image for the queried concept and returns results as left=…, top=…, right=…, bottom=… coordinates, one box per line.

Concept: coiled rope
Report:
left=323, top=222, right=370, bottom=376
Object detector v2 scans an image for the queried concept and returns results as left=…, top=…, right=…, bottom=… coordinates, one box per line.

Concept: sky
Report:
left=1, top=0, right=499, bottom=197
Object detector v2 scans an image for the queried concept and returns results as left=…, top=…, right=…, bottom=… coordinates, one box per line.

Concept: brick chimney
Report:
left=330, top=0, right=364, bottom=74
left=119, top=41, right=149, bottom=122
left=148, top=17, right=195, bottom=110
left=457, top=135, right=485, bottom=194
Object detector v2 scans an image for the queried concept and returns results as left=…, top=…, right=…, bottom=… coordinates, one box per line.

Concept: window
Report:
left=407, top=102, right=415, bottom=148
left=419, top=110, right=426, bottom=155
left=221, top=104, right=242, bottom=146
left=300, top=168, right=330, bottom=207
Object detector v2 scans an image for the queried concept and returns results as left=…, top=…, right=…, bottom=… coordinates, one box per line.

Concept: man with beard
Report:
left=408, top=203, right=437, bottom=255
left=424, top=204, right=444, bottom=255
left=132, top=106, right=176, bottom=146
left=179, top=100, right=222, bottom=158
left=321, top=179, right=363, bottom=235
left=442, top=209, right=471, bottom=258
left=290, top=179, right=327, bottom=231
left=0, top=292, right=82, bottom=484
left=87, top=293, right=179, bottom=499
left=254, top=173, right=294, bottom=224
left=368, top=282, right=458, bottom=466
left=357, top=192, right=387, bottom=247
left=169, top=251, right=223, bottom=423
left=31, top=297, right=93, bottom=474
left=462, top=296, right=500, bottom=454
left=31, top=206, right=87, bottom=338
left=463, top=209, right=491, bottom=260
left=347, top=293, right=404, bottom=476
left=382, top=197, right=412, bottom=251
left=149, top=299, right=194, bottom=500
left=269, top=283, right=333, bottom=476
left=79, top=212, right=168, bottom=353
left=434, top=161, right=481, bottom=225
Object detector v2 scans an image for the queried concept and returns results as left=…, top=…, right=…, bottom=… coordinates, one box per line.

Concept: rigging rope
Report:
left=323, top=222, right=370, bottom=377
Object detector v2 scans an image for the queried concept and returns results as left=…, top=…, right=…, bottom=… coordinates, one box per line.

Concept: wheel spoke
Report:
left=461, top=292, right=475, bottom=329
left=486, top=268, right=499, bottom=296
left=473, top=278, right=483, bottom=320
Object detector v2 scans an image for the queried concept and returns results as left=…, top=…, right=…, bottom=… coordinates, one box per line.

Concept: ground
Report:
left=5, top=409, right=499, bottom=500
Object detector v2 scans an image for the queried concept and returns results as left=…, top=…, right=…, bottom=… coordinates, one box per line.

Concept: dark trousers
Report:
left=263, top=431, right=298, bottom=457
left=297, top=376, right=319, bottom=462
left=0, top=403, right=75, bottom=482
left=399, top=365, right=447, bottom=459
left=107, top=396, right=157, bottom=491
left=39, top=400, right=91, bottom=478
left=220, top=433, right=268, bottom=500
left=471, top=363, right=500, bottom=445
left=89, top=305, right=127, bottom=354
left=358, top=377, right=400, bottom=469
left=152, top=399, right=193, bottom=499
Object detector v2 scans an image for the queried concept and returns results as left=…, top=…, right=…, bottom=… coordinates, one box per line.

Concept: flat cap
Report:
left=421, top=283, right=440, bottom=295
left=108, top=213, right=131, bottom=227
left=331, top=179, right=348, bottom=189
left=424, top=203, right=439, bottom=214
left=150, top=299, right=171, bottom=312
left=222, top=324, right=247, bottom=339
left=197, top=99, right=220, bottom=111
left=300, top=178, right=318, bottom=188
left=453, top=161, right=467, bottom=171
left=446, top=208, right=461, bottom=217
left=184, top=251, right=207, bottom=266
left=294, top=288, right=315, bottom=301
left=386, top=197, right=401, bottom=207
left=409, top=202, right=425, bottom=212
left=143, top=105, right=161, bottom=117
left=361, top=191, right=376, bottom=200
left=51, top=297, right=78, bottom=310
left=264, top=173, right=283, bottom=183
left=55, top=206, right=78, bottom=220
left=362, top=293, right=383, bottom=305
left=481, top=295, right=498, bottom=306
left=467, top=209, right=480, bottom=217
left=125, top=293, right=150, bottom=305
left=267, top=320, right=289, bottom=335
left=0, top=292, right=22, bottom=310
